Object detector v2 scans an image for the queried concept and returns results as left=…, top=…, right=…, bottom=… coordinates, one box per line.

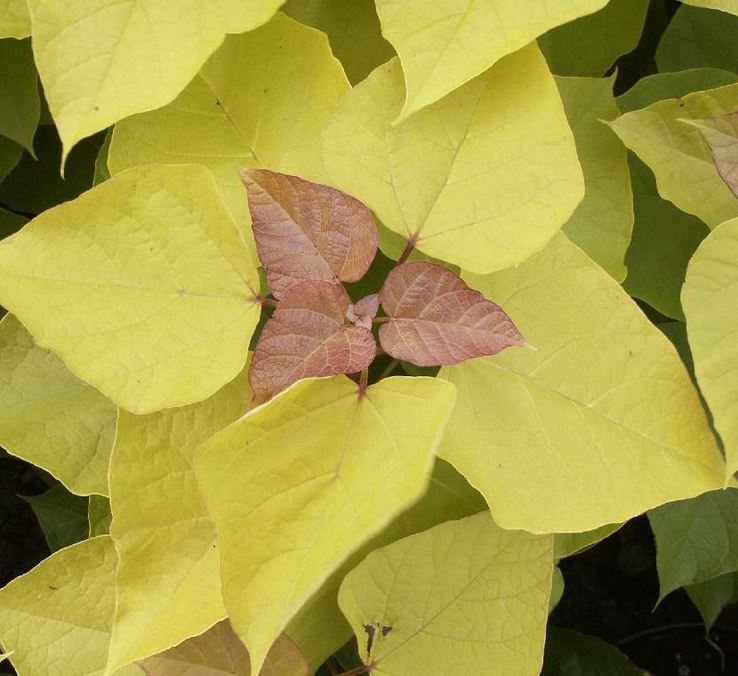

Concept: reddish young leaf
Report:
left=250, top=280, right=376, bottom=403
left=687, top=112, right=738, bottom=198
left=346, top=293, right=379, bottom=330
left=241, top=168, right=378, bottom=297
left=378, top=261, right=524, bottom=366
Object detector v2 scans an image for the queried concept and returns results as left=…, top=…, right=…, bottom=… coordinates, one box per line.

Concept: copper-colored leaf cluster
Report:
left=242, top=169, right=524, bottom=402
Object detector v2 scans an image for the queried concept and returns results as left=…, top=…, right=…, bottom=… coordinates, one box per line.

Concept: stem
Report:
left=358, top=368, right=369, bottom=398
left=379, top=359, right=399, bottom=380
left=396, top=234, right=418, bottom=266
left=334, top=665, right=372, bottom=676
left=372, top=316, right=390, bottom=324
left=259, top=296, right=279, bottom=309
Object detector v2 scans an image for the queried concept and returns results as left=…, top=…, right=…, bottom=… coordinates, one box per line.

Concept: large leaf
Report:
left=378, top=261, right=524, bottom=366
left=241, top=168, right=377, bottom=297
left=0, top=38, right=39, bottom=152
left=194, top=375, right=456, bottom=673
left=0, top=164, right=261, bottom=414
left=649, top=489, right=738, bottom=601
left=556, top=75, right=633, bottom=281
left=324, top=46, right=584, bottom=274
left=338, top=511, right=553, bottom=675
left=683, top=218, right=738, bottom=476
left=608, top=82, right=738, bottom=228
left=0, top=536, right=139, bottom=676
left=250, top=281, right=376, bottom=403
left=22, top=485, right=89, bottom=552
left=283, top=0, right=394, bottom=84
left=27, top=0, right=287, bottom=160
left=685, top=112, right=738, bottom=196
left=109, top=13, right=349, bottom=224
left=656, top=5, right=738, bottom=73
left=439, top=233, right=726, bottom=533
left=683, top=0, right=738, bottom=16
left=542, top=628, right=645, bottom=675
left=539, top=0, right=649, bottom=77
left=0, top=0, right=29, bottom=37
left=0, top=314, right=116, bottom=496
left=107, top=368, right=252, bottom=671
left=374, top=0, right=607, bottom=120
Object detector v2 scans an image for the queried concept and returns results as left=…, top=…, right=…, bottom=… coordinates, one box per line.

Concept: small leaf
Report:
left=241, top=168, right=377, bottom=297
left=542, top=628, right=645, bottom=675
left=346, top=293, right=379, bottom=330
left=685, top=112, right=738, bottom=197
left=250, top=281, right=376, bottom=403
left=22, top=485, right=89, bottom=552
left=549, top=566, right=565, bottom=614
left=378, top=261, right=523, bottom=366
left=88, top=495, right=111, bottom=537
left=0, top=38, right=40, bottom=153
left=686, top=572, right=738, bottom=629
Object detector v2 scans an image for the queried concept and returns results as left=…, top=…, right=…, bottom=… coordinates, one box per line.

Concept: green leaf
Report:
left=22, top=485, right=89, bottom=552
left=0, top=536, right=140, bottom=676
left=656, top=5, right=738, bottom=73
left=93, top=128, right=112, bottom=186
left=686, top=572, right=738, bottom=629
left=283, top=0, right=394, bottom=83
left=286, top=458, right=486, bottom=670
left=27, top=0, right=287, bottom=161
left=540, top=0, right=649, bottom=77
left=608, top=82, right=738, bottom=228
left=0, top=314, right=116, bottom=496
left=623, top=154, right=709, bottom=320
left=683, top=0, right=738, bottom=17
left=542, top=628, right=645, bottom=675
left=324, top=47, right=584, bottom=274
left=550, top=566, right=565, bottom=614
left=374, top=0, right=608, bottom=120
left=556, top=75, right=633, bottom=281
left=0, top=0, right=30, bottom=38
left=554, top=524, right=622, bottom=559
left=338, top=511, right=553, bottom=674
left=88, top=496, right=111, bottom=538
left=107, top=367, right=251, bottom=671
left=439, top=233, right=725, bottom=534
left=0, top=38, right=39, bottom=153
left=649, top=489, right=738, bottom=601
left=0, top=206, right=26, bottom=241
left=683, top=218, right=738, bottom=476
left=617, top=69, right=738, bottom=114
left=0, top=135, right=22, bottom=184
left=109, top=13, right=349, bottom=225
left=194, top=375, right=457, bottom=674
left=0, top=163, right=261, bottom=414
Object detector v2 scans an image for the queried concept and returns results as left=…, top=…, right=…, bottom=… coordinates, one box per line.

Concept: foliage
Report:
left=0, top=1, right=738, bottom=675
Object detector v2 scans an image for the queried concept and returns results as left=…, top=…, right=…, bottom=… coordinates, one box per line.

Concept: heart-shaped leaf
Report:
left=241, top=168, right=378, bottom=298
left=685, top=112, right=738, bottom=197
left=250, top=280, right=376, bottom=403
left=378, top=261, right=524, bottom=366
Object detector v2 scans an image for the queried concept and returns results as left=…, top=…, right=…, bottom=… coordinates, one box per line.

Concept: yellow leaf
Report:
left=109, top=13, right=349, bottom=224
left=338, top=511, right=553, bottom=674
left=0, top=536, right=140, bottom=676
left=439, top=233, right=726, bottom=533
left=608, top=82, right=738, bottom=228
left=27, top=0, right=287, bottom=161
left=0, top=314, right=116, bottom=496
left=107, top=367, right=252, bottom=672
left=0, top=0, right=30, bottom=38
left=0, top=164, right=261, bottom=414
left=375, top=0, right=608, bottom=120
left=324, top=46, right=583, bottom=274
left=682, top=217, right=738, bottom=479
left=683, top=0, right=738, bottom=16
left=194, top=375, right=457, bottom=674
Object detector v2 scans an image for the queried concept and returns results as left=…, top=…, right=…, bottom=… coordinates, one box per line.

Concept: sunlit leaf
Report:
left=107, top=367, right=251, bottom=671
left=283, top=0, right=394, bottom=83
left=241, top=168, right=377, bottom=297
left=0, top=38, right=39, bottom=152
left=554, top=524, right=622, bottom=559
left=378, top=261, right=524, bottom=366
left=686, top=572, right=738, bottom=629
left=338, top=511, right=553, bottom=675
left=608, top=82, right=738, bottom=228
left=0, top=164, right=261, bottom=414
left=542, top=628, right=645, bottom=675
left=556, top=75, right=633, bottom=281
left=540, top=0, right=649, bottom=77
left=0, top=0, right=30, bottom=38
left=88, top=496, right=111, bottom=537
left=324, top=46, right=584, bottom=273
left=27, top=0, right=287, bottom=161
left=374, top=0, right=607, bottom=120
left=439, top=233, right=725, bottom=534
left=22, top=485, right=89, bottom=552
left=685, top=112, right=738, bottom=197
left=250, top=281, right=376, bottom=404
left=194, top=375, right=457, bottom=674
left=109, top=13, right=349, bottom=224
left=0, top=314, right=116, bottom=496
left=683, top=217, right=738, bottom=476
left=649, top=489, right=738, bottom=601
